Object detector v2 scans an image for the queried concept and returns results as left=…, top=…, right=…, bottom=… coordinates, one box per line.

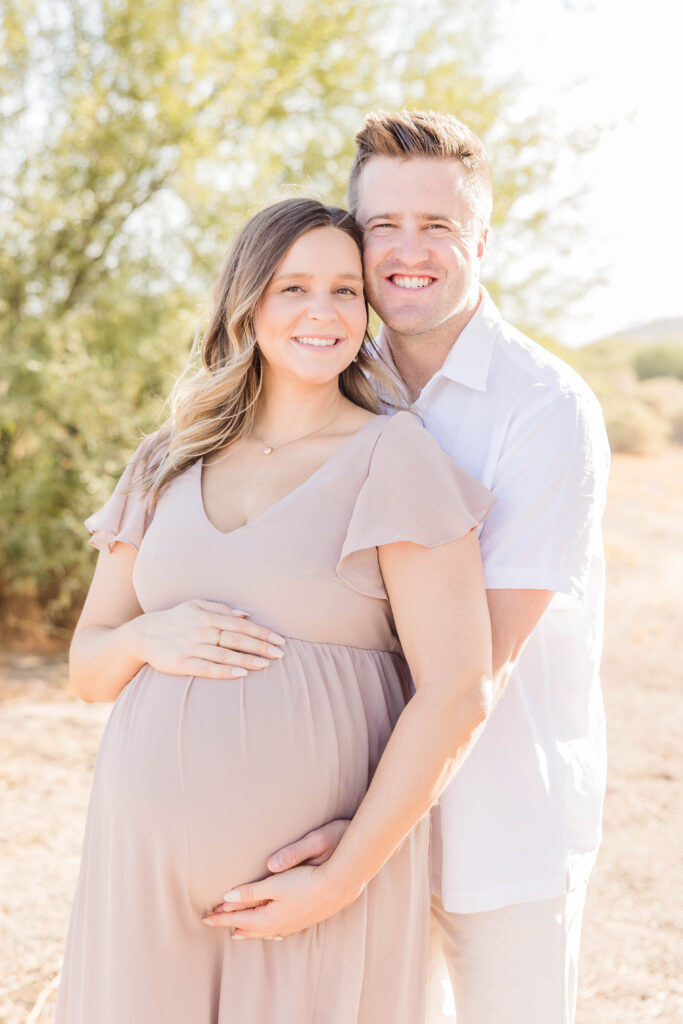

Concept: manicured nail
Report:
left=223, top=890, right=241, bottom=902
left=269, top=633, right=286, bottom=645
left=268, top=646, right=285, bottom=658
left=231, top=610, right=250, bottom=617
left=203, top=919, right=215, bottom=926
left=232, top=934, right=245, bottom=940
left=253, top=657, right=270, bottom=668
left=231, top=669, right=248, bottom=677
left=270, top=856, right=283, bottom=870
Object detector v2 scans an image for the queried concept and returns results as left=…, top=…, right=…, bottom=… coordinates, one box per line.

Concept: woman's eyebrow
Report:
left=272, top=272, right=363, bottom=282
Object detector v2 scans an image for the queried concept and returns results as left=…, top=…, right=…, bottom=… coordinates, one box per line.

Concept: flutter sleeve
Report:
left=336, top=412, right=496, bottom=599
left=84, top=437, right=155, bottom=553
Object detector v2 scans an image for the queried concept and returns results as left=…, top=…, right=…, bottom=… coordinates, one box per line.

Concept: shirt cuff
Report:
left=483, top=566, right=586, bottom=601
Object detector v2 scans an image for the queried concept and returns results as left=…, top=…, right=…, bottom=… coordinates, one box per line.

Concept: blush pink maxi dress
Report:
left=55, top=411, right=494, bottom=1024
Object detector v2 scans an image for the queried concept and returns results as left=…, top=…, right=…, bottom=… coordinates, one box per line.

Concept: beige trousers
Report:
left=427, top=885, right=588, bottom=1024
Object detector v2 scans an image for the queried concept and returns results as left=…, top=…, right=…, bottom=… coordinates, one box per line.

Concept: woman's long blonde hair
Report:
left=136, top=197, right=404, bottom=505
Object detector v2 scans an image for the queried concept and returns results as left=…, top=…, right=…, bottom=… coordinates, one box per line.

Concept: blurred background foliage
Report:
left=1, top=0, right=681, bottom=645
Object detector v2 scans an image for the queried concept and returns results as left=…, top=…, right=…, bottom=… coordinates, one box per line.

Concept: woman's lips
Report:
left=292, top=336, right=342, bottom=348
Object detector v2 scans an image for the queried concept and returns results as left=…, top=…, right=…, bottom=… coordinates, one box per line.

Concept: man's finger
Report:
left=267, top=832, right=327, bottom=873
left=215, top=897, right=270, bottom=913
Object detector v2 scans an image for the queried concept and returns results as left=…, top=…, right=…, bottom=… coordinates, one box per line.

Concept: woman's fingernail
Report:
left=231, top=610, right=250, bottom=617
left=232, top=933, right=245, bottom=940
left=270, top=855, right=283, bottom=870
left=203, top=919, right=215, bottom=926
left=268, top=646, right=285, bottom=658
left=253, top=657, right=270, bottom=668
left=231, top=669, right=248, bottom=677
left=269, top=633, right=286, bottom=645
left=223, top=890, right=241, bottom=902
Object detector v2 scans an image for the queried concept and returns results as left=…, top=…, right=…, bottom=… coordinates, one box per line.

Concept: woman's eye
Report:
left=283, top=285, right=303, bottom=293
left=336, top=287, right=358, bottom=296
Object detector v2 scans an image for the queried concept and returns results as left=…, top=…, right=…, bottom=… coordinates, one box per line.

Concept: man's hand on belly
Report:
left=267, top=819, right=350, bottom=872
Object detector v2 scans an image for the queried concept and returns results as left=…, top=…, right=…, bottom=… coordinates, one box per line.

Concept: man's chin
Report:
left=375, top=309, right=440, bottom=337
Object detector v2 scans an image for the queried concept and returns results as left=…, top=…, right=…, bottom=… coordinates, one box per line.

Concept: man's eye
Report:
left=336, top=287, right=358, bottom=296
left=426, top=223, right=450, bottom=231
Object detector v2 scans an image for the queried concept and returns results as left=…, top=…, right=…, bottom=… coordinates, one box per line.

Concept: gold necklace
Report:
left=251, top=408, right=345, bottom=456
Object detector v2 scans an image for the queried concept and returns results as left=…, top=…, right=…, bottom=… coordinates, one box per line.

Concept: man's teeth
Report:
left=295, top=337, right=339, bottom=347
left=392, top=276, right=433, bottom=289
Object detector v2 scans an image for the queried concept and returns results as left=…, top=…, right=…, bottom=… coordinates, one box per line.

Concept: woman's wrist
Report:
left=316, top=845, right=368, bottom=911
left=119, top=612, right=151, bottom=663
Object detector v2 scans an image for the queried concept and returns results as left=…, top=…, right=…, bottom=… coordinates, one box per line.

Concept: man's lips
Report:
left=386, top=274, right=437, bottom=290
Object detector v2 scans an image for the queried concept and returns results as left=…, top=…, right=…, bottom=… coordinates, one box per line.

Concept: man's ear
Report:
left=477, top=228, right=489, bottom=263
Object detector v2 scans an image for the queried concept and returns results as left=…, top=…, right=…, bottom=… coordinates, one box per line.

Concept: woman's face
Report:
left=255, top=226, right=367, bottom=387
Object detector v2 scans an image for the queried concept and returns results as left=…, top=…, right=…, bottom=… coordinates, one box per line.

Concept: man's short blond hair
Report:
left=348, top=109, right=492, bottom=229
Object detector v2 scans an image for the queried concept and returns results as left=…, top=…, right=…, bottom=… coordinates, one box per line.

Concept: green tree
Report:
left=0, top=0, right=592, bottom=641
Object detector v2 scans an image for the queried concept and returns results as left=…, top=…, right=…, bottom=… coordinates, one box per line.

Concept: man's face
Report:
left=355, top=156, right=487, bottom=338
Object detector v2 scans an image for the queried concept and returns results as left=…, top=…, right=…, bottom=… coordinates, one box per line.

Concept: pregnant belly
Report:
left=92, top=640, right=407, bottom=914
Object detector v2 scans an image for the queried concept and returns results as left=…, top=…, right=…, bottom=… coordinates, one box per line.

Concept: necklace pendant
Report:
left=263, top=446, right=273, bottom=456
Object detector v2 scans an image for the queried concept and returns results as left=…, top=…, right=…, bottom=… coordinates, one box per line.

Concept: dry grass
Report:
left=1, top=449, right=682, bottom=1023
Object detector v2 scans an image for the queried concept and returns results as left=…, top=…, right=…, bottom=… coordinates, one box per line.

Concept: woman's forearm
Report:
left=322, top=674, right=491, bottom=902
left=69, top=617, right=147, bottom=703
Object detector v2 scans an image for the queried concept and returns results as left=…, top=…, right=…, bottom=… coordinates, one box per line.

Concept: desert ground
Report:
left=1, top=449, right=681, bottom=1024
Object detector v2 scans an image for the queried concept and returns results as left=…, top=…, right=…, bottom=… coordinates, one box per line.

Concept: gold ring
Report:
left=216, top=629, right=223, bottom=647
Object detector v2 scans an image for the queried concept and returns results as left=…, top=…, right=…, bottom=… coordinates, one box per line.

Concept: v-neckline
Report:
left=196, top=415, right=387, bottom=537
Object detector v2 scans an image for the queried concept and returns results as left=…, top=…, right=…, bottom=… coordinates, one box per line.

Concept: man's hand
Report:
left=267, top=819, right=350, bottom=873
left=201, top=862, right=358, bottom=939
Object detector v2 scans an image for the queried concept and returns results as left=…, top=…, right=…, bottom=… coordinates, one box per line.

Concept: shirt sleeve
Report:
left=336, top=412, right=496, bottom=599
left=85, top=437, right=156, bottom=553
left=480, top=389, right=610, bottom=599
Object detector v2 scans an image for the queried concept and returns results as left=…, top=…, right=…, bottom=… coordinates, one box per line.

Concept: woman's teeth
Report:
left=391, top=276, right=433, bottom=289
left=294, top=337, right=339, bottom=347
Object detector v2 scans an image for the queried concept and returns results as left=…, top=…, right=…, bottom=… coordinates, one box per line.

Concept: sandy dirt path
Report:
left=1, top=449, right=682, bottom=1023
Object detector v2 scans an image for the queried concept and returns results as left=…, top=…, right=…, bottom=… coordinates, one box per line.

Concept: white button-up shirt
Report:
left=379, top=288, right=610, bottom=913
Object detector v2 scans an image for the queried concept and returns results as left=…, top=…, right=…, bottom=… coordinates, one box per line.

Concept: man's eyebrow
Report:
left=272, top=272, right=363, bottom=281
left=364, top=213, right=401, bottom=223
left=364, top=212, right=457, bottom=223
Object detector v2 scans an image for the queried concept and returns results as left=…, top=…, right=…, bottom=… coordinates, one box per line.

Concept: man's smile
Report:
left=387, top=275, right=437, bottom=290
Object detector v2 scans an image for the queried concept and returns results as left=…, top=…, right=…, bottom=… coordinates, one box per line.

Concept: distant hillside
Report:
left=593, top=317, right=683, bottom=347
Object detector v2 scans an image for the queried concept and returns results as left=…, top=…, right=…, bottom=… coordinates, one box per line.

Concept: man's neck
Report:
left=384, top=293, right=482, bottom=403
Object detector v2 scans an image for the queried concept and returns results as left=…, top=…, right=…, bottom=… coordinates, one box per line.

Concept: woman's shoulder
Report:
left=371, top=409, right=435, bottom=449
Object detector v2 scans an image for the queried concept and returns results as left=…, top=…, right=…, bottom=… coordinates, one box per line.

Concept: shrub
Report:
left=633, top=344, right=683, bottom=382
left=598, top=389, right=672, bottom=455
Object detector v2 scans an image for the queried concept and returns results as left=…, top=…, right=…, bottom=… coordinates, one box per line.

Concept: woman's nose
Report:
left=307, top=293, right=336, bottom=321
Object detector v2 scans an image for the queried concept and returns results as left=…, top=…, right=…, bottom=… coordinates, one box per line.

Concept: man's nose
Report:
left=390, top=228, right=429, bottom=265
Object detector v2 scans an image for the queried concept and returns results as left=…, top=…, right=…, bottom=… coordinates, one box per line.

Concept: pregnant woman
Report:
left=55, top=197, right=494, bottom=1023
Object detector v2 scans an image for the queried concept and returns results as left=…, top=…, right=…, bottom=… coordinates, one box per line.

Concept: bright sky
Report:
left=485, top=0, right=682, bottom=344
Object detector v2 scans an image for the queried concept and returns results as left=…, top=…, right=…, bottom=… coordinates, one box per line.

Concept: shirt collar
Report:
left=376, top=286, right=500, bottom=395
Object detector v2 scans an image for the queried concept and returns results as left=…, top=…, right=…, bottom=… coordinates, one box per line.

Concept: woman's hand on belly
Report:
left=131, top=599, right=286, bottom=678
left=202, top=862, right=356, bottom=939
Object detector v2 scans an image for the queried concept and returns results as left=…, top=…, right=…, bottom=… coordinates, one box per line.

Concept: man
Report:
left=211, top=110, right=610, bottom=1023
